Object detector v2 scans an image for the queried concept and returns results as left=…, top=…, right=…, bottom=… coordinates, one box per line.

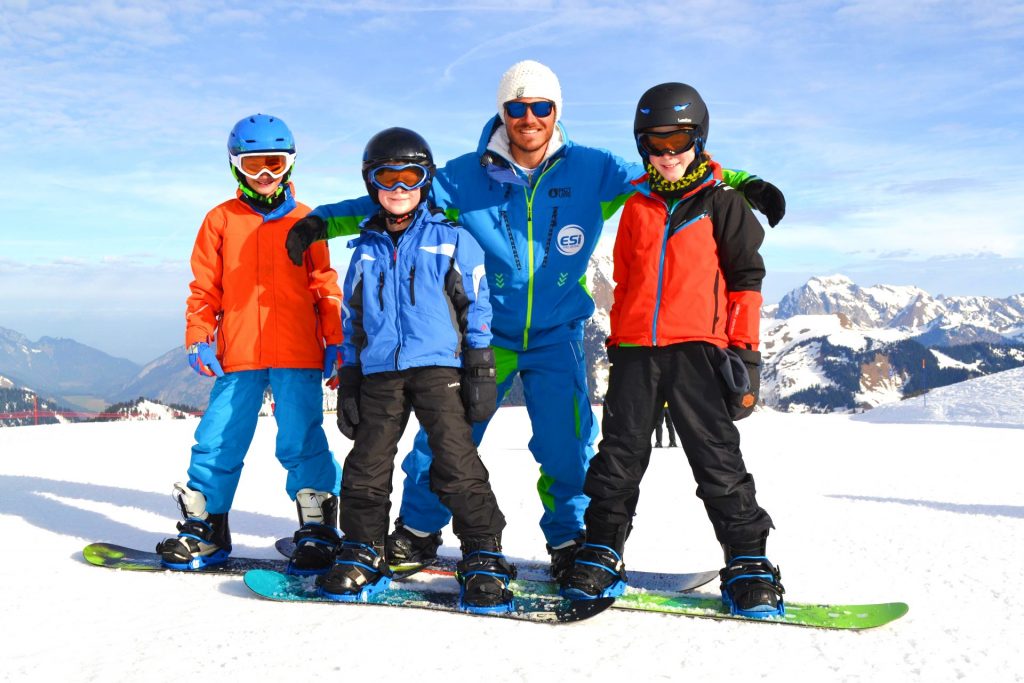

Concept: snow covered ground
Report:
left=3, top=378, right=1024, bottom=681
left=855, top=366, right=1024, bottom=430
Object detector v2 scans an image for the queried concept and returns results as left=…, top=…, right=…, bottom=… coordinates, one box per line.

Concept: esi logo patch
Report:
left=556, top=225, right=585, bottom=256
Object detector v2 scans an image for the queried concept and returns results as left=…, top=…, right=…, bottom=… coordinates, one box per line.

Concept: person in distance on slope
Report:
left=157, top=114, right=344, bottom=575
left=282, top=60, right=786, bottom=583
left=653, top=402, right=677, bottom=448
left=560, top=83, right=785, bottom=618
left=316, top=128, right=513, bottom=613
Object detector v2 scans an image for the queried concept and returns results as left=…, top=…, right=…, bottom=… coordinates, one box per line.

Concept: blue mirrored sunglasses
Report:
left=503, top=100, right=555, bottom=119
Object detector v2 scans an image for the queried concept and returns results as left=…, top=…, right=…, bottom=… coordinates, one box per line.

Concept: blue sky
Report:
left=1, top=1, right=1022, bottom=363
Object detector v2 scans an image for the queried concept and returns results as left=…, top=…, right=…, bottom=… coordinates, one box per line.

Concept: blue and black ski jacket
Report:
left=341, top=204, right=492, bottom=375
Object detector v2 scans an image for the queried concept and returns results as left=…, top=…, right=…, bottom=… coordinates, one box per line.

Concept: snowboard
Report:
left=82, top=542, right=288, bottom=575
left=243, top=569, right=613, bottom=624
left=609, top=590, right=909, bottom=630
left=274, top=538, right=719, bottom=593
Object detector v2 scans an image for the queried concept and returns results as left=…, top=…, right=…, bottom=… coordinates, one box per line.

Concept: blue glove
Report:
left=323, top=344, right=342, bottom=388
left=187, top=342, right=224, bottom=378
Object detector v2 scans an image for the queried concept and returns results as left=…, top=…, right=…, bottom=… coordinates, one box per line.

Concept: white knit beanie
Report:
left=496, top=60, right=562, bottom=124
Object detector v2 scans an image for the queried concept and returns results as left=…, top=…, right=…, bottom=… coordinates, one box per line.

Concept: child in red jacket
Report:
left=560, top=84, right=784, bottom=618
left=157, top=114, right=344, bottom=576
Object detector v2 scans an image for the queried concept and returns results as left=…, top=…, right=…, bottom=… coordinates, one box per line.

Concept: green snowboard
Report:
left=611, top=590, right=908, bottom=630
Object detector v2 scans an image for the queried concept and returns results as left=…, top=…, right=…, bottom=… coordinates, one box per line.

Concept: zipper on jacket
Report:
left=652, top=197, right=672, bottom=346
left=540, top=207, right=558, bottom=269
left=377, top=271, right=385, bottom=311
left=409, top=264, right=416, bottom=305
left=500, top=210, right=522, bottom=270
left=520, top=158, right=562, bottom=350
left=712, top=272, right=721, bottom=335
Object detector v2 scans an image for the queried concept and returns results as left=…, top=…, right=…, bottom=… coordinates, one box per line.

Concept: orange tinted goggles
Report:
left=368, top=164, right=430, bottom=191
left=637, top=128, right=697, bottom=157
left=230, top=152, right=295, bottom=179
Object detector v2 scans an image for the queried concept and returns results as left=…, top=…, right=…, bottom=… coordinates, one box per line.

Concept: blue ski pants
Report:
left=397, top=339, right=597, bottom=546
left=187, top=368, right=341, bottom=514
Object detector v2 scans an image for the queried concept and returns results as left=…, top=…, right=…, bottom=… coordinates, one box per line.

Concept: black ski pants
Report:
left=339, top=366, right=505, bottom=544
left=584, top=342, right=773, bottom=550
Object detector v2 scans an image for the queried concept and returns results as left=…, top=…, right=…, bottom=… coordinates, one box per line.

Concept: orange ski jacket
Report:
left=608, top=160, right=765, bottom=351
left=185, top=187, right=343, bottom=373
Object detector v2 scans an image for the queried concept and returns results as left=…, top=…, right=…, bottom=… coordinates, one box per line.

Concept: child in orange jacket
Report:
left=157, top=114, right=344, bottom=575
left=561, top=84, right=784, bottom=618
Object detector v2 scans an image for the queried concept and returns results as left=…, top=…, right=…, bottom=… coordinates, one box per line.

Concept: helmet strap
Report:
left=232, top=165, right=288, bottom=211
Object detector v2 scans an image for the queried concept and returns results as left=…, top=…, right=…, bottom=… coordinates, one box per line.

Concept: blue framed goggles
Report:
left=503, top=100, right=555, bottom=119
left=367, top=163, right=430, bottom=191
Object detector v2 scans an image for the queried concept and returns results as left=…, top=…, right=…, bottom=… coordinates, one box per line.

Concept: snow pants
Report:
left=396, top=340, right=596, bottom=547
left=187, top=368, right=341, bottom=514
left=583, top=342, right=773, bottom=548
left=339, top=366, right=505, bottom=543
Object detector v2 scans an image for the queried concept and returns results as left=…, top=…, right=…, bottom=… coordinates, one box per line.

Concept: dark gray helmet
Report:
left=633, top=82, right=709, bottom=155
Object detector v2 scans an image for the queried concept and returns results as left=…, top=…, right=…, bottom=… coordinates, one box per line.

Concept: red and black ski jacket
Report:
left=608, top=158, right=765, bottom=351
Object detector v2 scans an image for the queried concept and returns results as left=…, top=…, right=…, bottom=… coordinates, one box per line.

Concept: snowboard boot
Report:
left=316, top=540, right=392, bottom=601
left=386, top=518, right=442, bottom=567
left=155, top=482, right=231, bottom=570
left=287, top=488, right=341, bottom=576
left=720, top=536, right=785, bottom=618
left=546, top=536, right=583, bottom=583
left=559, top=544, right=628, bottom=600
left=456, top=536, right=516, bottom=614
left=560, top=521, right=629, bottom=600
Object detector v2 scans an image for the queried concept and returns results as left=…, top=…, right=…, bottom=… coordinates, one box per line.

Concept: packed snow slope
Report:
left=854, top=365, right=1024, bottom=429
left=2, top=392, right=1023, bottom=681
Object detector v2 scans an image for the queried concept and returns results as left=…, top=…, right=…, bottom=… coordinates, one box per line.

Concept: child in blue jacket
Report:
left=316, top=128, right=513, bottom=614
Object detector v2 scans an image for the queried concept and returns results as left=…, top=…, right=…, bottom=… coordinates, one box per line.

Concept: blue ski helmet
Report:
left=227, top=114, right=296, bottom=155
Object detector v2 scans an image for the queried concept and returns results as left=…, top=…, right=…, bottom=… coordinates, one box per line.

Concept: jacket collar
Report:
left=476, top=115, right=569, bottom=186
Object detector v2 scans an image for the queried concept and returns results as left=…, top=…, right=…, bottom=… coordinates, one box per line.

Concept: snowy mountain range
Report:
left=3, top=261, right=1024, bottom=421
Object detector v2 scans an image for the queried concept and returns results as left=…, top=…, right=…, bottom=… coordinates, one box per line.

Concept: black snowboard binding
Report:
left=546, top=536, right=583, bottom=583
left=456, top=536, right=516, bottom=614
left=559, top=543, right=628, bottom=600
left=386, top=518, right=442, bottom=566
left=287, top=488, right=341, bottom=576
left=720, top=537, right=785, bottom=618
left=316, top=540, right=392, bottom=601
left=156, top=483, right=231, bottom=570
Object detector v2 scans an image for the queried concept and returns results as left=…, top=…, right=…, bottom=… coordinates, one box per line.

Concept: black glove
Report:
left=461, top=347, right=498, bottom=424
left=741, top=178, right=785, bottom=228
left=286, top=215, right=328, bottom=266
left=336, top=365, right=362, bottom=439
left=719, top=347, right=761, bottom=421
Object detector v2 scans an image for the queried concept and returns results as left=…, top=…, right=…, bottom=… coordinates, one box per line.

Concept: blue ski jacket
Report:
left=341, top=204, right=492, bottom=376
left=313, top=116, right=638, bottom=352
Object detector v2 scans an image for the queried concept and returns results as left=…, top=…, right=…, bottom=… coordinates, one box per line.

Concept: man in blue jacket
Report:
left=285, top=60, right=785, bottom=580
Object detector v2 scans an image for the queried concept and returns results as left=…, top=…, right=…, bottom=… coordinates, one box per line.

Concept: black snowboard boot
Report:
left=456, top=536, right=516, bottom=613
left=287, top=488, right=341, bottom=576
left=386, top=518, right=442, bottom=565
left=559, top=543, right=627, bottom=600
left=155, top=482, right=231, bottom=570
left=559, top=521, right=629, bottom=600
left=317, top=540, right=392, bottom=601
left=546, top=536, right=583, bottom=583
left=720, top=535, right=785, bottom=617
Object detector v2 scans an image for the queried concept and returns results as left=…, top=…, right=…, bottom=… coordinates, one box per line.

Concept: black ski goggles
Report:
left=503, top=100, right=555, bottom=119
left=637, top=128, right=698, bottom=157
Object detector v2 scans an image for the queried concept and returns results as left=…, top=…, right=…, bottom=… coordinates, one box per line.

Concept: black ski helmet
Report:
left=633, top=82, right=709, bottom=157
left=361, top=127, right=436, bottom=202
